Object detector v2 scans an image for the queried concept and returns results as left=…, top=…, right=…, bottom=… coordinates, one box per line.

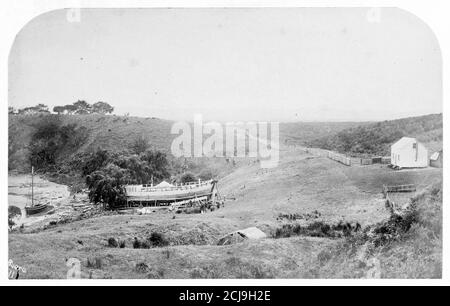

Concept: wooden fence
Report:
left=360, top=156, right=391, bottom=165
left=382, top=184, right=416, bottom=198
left=328, top=151, right=351, bottom=166
left=304, top=147, right=390, bottom=167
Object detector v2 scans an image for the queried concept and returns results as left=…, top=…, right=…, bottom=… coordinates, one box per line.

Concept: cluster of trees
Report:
left=73, top=149, right=171, bottom=209
left=9, top=100, right=114, bottom=115
left=29, top=123, right=172, bottom=209
left=307, top=113, right=443, bottom=156
left=9, top=104, right=49, bottom=115
left=53, top=100, right=114, bottom=115
left=25, top=116, right=214, bottom=210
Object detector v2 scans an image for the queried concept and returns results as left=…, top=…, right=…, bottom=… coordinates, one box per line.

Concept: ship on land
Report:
left=124, top=179, right=218, bottom=207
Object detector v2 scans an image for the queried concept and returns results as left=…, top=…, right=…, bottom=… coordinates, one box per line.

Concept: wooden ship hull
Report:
left=125, top=180, right=217, bottom=206
left=25, top=203, right=48, bottom=216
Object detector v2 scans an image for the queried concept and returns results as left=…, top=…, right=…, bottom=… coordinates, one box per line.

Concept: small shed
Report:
left=217, top=227, right=267, bottom=245
left=430, top=150, right=443, bottom=168
left=391, top=137, right=428, bottom=169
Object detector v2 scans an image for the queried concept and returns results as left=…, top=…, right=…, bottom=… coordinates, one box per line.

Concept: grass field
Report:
left=8, top=145, right=442, bottom=279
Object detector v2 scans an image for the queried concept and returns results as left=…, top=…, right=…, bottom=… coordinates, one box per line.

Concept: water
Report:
left=8, top=174, right=71, bottom=227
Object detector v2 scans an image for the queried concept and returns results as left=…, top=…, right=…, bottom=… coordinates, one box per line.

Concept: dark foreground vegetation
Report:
left=310, top=181, right=442, bottom=278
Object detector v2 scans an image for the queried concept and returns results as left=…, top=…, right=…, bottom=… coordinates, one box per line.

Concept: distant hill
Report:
left=9, top=113, right=443, bottom=172
left=279, top=121, right=367, bottom=146
left=306, top=113, right=443, bottom=156
left=8, top=114, right=368, bottom=172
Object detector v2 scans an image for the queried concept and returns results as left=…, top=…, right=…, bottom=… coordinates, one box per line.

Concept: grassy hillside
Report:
left=8, top=113, right=365, bottom=173
left=306, top=113, right=443, bottom=156
left=8, top=114, right=175, bottom=172
left=279, top=121, right=366, bottom=146
left=9, top=147, right=442, bottom=278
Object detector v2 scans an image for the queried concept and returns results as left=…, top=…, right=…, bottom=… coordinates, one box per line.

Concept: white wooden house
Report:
left=390, top=137, right=428, bottom=169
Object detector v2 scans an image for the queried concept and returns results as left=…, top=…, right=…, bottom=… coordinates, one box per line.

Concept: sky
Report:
left=8, top=8, right=442, bottom=122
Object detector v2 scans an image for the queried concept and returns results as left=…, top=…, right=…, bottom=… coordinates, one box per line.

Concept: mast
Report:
left=31, top=166, right=34, bottom=207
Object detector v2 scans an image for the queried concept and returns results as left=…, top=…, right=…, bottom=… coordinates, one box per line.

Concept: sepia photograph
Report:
left=6, top=6, right=444, bottom=283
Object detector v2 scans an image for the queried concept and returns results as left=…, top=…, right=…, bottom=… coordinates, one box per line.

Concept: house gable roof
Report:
left=391, top=137, right=420, bottom=151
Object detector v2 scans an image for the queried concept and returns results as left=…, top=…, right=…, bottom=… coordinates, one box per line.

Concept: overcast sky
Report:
left=9, top=8, right=442, bottom=122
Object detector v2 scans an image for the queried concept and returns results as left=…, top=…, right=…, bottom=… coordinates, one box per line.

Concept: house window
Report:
left=413, top=143, right=417, bottom=149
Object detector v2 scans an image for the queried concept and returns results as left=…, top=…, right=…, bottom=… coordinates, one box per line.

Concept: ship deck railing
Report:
left=125, top=180, right=214, bottom=193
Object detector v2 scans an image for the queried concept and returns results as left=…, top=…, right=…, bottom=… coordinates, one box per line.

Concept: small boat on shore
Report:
left=25, top=167, right=48, bottom=216
left=25, top=203, right=49, bottom=215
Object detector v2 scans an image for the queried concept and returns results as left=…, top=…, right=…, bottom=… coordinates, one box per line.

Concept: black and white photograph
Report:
left=3, top=3, right=447, bottom=285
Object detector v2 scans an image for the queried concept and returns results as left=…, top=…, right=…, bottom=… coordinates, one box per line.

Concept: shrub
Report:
left=148, top=232, right=169, bottom=247
left=8, top=206, right=21, bottom=218
left=86, top=257, right=103, bottom=269
left=141, top=240, right=152, bottom=249
left=371, top=209, right=419, bottom=247
left=133, top=237, right=141, bottom=249
left=189, top=265, right=222, bottom=279
left=145, top=266, right=165, bottom=279
left=135, top=262, right=149, bottom=273
left=273, top=221, right=361, bottom=239
left=107, top=237, right=118, bottom=248
left=180, top=172, right=197, bottom=184
left=8, top=218, right=15, bottom=230
left=198, top=169, right=216, bottom=181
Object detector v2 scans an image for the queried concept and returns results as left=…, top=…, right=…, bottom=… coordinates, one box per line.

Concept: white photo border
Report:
left=1, top=0, right=448, bottom=286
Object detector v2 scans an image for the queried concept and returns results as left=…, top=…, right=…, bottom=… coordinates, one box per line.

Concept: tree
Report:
left=64, top=104, right=78, bottom=114
left=73, top=100, right=92, bottom=114
left=130, top=135, right=150, bottom=154
left=36, top=104, right=50, bottom=113
left=139, top=150, right=170, bottom=182
left=92, top=101, right=114, bottom=114
left=86, top=163, right=128, bottom=209
left=81, top=149, right=111, bottom=176
left=18, top=104, right=50, bottom=115
left=53, top=106, right=66, bottom=114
